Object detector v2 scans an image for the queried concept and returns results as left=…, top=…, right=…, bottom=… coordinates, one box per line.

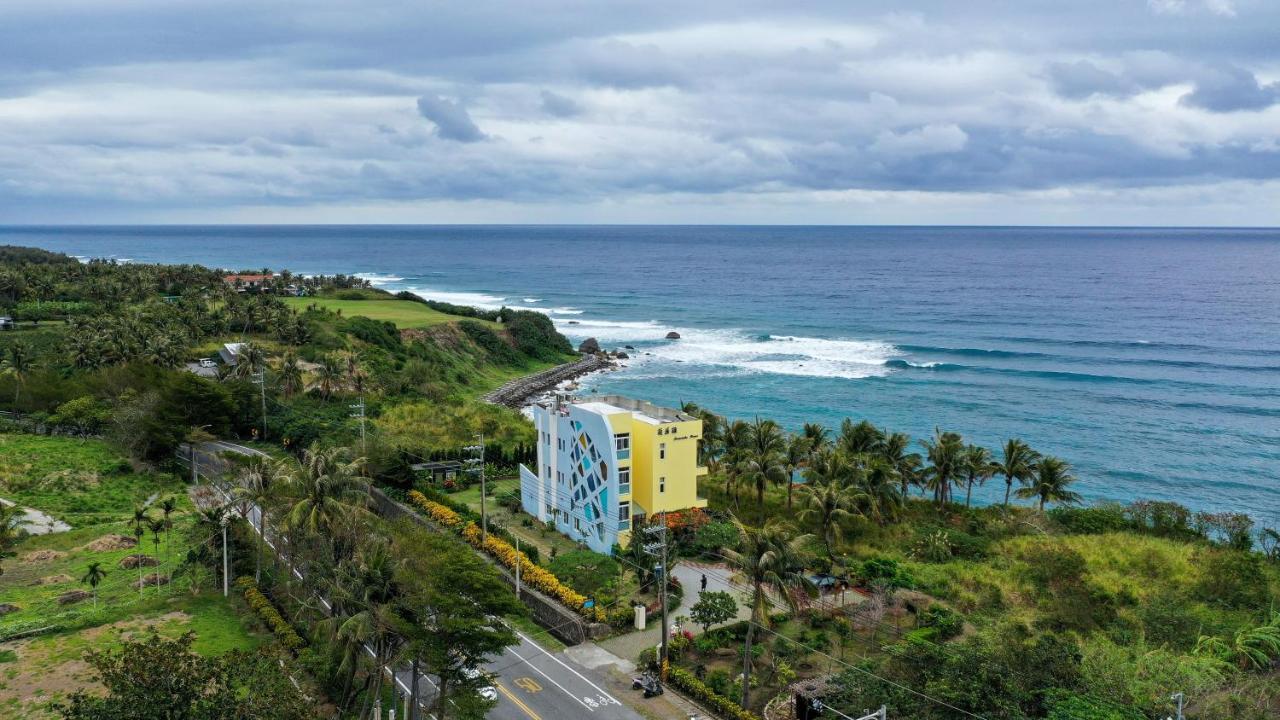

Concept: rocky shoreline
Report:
left=481, top=353, right=618, bottom=408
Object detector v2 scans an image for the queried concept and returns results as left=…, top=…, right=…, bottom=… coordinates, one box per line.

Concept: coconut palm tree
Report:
left=283, top=446, right=370, bottom=563
left=1016, top=456, right=1082, bottom=512
left=80, top=561, right=108, bottom=610
left=797, top=450, right=863, bottom=556
left=721, top=518, right=813, bottom=710
left=741, top=418, right=788, bottom=509
left=838, top=419, right=883, bottom=457
left=324, top=540, right=404, bottom=714
left=802, top=423, right=830, bottom=455
left=2, top=341, right=33, bottom=404
left=921, top=429, right=965, bottom=507
left=132, top=524, right=146, bottom=595
left=278, top=352, right=304, bottom=397
left=879, top=431, right=922, bottom=500
left=960, top=445, right=998, bottom=509
left=784, top=434, right=810, bottom=510
left=228, top=341, right=265, bottom=381
left=721, top=420, right=751, bottom=504
left=314, top=354, right=346, bottom=399
left=233, top=460, right=284, bottom=583
left=1195, top=614, right=1280, bottom=670
left=994, top=439, right=1039, bottom=507
left=858, top=455, right=902, bottom=524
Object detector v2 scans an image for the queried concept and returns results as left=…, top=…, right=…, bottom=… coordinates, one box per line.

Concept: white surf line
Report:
left=501, top=644, right=596, bottom=712
left=511, top=631, right=622, bottom=707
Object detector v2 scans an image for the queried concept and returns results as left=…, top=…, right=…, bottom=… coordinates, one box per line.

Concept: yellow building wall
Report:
left=633, top=418, right=706, bottom=516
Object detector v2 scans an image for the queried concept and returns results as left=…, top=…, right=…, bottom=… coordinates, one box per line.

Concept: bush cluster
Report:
left=406, top=491, right=605, bottom=622
left=238, top=578, right=306, bottom=651
left=666, top=666, right=761, bottom=720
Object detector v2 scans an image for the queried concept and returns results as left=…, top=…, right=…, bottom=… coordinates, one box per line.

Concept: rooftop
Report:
left=566, top=394, right=695, bottom=424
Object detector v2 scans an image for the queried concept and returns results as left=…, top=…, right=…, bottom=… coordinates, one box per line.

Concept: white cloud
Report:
left=869, top=124, right=968, bottom=157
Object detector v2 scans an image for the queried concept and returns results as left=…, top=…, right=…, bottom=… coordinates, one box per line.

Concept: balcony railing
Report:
left=618, top=482, right=631, bottom=495
left=616, top=448, right=630, bottom=460
left=618, top=519, right=631, bottom=531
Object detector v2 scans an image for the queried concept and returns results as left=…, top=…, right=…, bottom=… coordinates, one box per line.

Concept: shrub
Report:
left=1050, top=504, right=1129, bottom=534
left=917, top=605, right=964, bottom=640
left=666, top=666, right=761, bottom=720
left=242, top=581, right=305, bottom=651
left=857, top=557, right=915, bottom=589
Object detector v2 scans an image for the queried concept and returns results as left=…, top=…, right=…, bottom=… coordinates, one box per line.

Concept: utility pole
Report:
left=221, top=513, right=230, bottom=597
left=252, top=368, right=267, bottom=440
left=1168, top=692, right=1184, bottom=720
left=642, top=512, right=670, bottom=678
left=465, top=435, right=487, bottom=540
left=350, top=397, right=367, bottom=458
left=515, top=535, right=522, bottom=597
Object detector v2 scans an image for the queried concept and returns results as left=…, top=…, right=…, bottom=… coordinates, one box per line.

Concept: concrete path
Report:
left=599, top=561, right=755, bottom=664
left=0, top=497, right=70, bottom=535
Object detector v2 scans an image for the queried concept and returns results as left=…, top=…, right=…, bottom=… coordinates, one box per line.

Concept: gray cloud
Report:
left=415, top=95, right=486, bottom=142
left=1181, top=64, right=1280, bottom=112
left=0, top=1, right=1279, bottom=222
left=539, top=89, right=582, bottom=117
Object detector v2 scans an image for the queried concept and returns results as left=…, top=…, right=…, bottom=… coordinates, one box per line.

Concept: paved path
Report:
left=599, top=561, right=755, bottom=663
left=0, top=497, right=70, bottom=535
left=189, top=441, right=649, bottom=720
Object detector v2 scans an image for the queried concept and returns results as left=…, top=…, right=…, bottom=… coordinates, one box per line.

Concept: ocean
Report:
left=4, top=225, right=1278, bottom=522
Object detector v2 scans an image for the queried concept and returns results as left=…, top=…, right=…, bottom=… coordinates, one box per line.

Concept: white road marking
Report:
left=502, top=644, right=595, bottom=712
left=513, top=632, right=622, bottom=706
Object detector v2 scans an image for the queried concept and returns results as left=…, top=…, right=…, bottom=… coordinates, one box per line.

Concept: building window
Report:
left=659, top=442, right=666, bottom=460
left=614, top=433, right=630, bottom=459
left=618, top=501, right=631, bottom=530
left=544, top=464, right=551, bottom=479
left=659, top=476, right=666, bottom=493
left=618, top=468, right=630, bottom=495
left=557, top=471, right=564, bottom=484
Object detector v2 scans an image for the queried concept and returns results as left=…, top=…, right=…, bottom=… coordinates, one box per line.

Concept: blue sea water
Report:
left=4, top=225, right=1279, bottom=522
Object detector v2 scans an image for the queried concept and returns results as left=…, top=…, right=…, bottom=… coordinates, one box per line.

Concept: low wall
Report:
left=481, top=355, right=613, bottom=408
left=369, top=488, right=609, bottom=644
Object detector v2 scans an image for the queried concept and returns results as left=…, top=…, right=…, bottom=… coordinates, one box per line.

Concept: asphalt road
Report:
left=188, top=441, right=646, bottom=720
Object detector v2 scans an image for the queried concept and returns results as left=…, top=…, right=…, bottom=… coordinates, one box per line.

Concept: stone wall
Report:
left=481, top=355, right=613, bottom=408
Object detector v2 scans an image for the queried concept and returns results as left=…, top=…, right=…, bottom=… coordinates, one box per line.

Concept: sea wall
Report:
left=481, top=354, right=614, bottom=408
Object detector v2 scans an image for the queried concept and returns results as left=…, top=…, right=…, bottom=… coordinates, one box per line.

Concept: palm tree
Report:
left=838, top=419, right=883, bottom=457
left=278, top=352, right=304, bottom=397
left=1016, top=456, right=1082, bottom=512
left=132, top=524, right=146, bottom=594
left=802, top=423, right=830, bottom=455
left=879, top=431, right=921, bottom=501
left=858, top=455, right=902, bottom=524
left=721, top=420, right=751, bottom=504
left=741, top=418, right=788, bottom=509
left=994, top=439, right=1039, bottom=507
left=784, top=434, right=810, bottom=510
left=960, top=445, right=998, bottom=509
left=233, top=461, right=282, bottom=583
left=1195, top=615, right=1280, bottom=670
left=797, top=450, right=862, bottom=556
left=3, top=341, right=33, bottom=404
left=80, top=561, right=108, bottom=610
left=324, top=541, right=404, bottom=714
left=228, top=341, right=265, bottom=380
left=314, top=354, right=345, bottom=399
left=920, top=429, right=965, bottom=507
left=721, top=518, right=813, bottom=710
left=159, top=497, right=177, bottom=585
left=283, top=446, right=370, bottom=565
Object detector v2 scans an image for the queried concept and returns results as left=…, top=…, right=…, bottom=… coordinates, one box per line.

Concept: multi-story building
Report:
left=519, top=395, right=707, bottom=555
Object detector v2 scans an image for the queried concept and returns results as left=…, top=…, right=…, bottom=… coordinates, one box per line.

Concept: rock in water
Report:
left=615, top=351, right=630, bottom=359
left=665, top=331, right=681, bottom=340
left=578, top=337, right=601, bottom=354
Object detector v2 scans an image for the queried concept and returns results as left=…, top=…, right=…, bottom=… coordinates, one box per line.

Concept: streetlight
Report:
left=221, top=512, right=230, bottom=597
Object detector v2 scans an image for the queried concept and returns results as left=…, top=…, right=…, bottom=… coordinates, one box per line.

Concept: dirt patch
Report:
left=78, top=534, right=137, bottom=552
left=131, top=573, right=170, bottom=590
left=57, top=590, right=92, bottom=606
left=0, top=603, right=20, bottom=616
left=31, top=574, right=75, bottom=586
left=21, top=549, right=66, bottom=563
left=119, top=554, right=159, bottom=569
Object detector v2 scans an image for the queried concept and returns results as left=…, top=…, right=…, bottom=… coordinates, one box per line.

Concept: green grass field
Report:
left=282, top=296, right=499, bottom=329
left=0, top=435, right=264, bottom=719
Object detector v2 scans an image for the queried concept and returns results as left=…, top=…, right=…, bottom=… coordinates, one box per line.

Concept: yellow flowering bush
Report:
left=406, top=490, right=606, bottom=622
left=242, top=582, right=306, bottom=651
left=407, top=491, right=463, bottom=529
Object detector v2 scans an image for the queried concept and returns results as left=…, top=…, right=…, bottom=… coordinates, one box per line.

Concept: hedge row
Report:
left=238, top=577, right=306, bottom=651
left=406, top=490, right=605, bottom=622
left=666, top=666, right=761, bottom=720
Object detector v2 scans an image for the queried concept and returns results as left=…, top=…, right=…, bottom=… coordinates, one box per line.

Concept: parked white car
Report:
left=198, top=358, right=216, bottom=368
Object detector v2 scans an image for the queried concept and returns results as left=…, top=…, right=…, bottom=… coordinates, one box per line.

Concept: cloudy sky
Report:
left=1, top=0, right=1278, bottom=224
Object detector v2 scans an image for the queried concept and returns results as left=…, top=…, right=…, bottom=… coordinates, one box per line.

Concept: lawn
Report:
left=0, top=435, right=186, bottom=527
left=282, top=296, right=499, bottom=330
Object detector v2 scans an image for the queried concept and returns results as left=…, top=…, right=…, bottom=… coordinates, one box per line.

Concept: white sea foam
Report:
left=403, top=285, right=508, bottom=309
left=556, top=316, right=900, bottom=380
left=355, top=272, right=405, bottom=285
left=522, top=297, right=542, bottom=303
